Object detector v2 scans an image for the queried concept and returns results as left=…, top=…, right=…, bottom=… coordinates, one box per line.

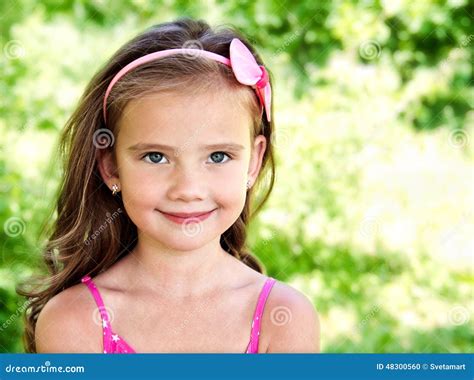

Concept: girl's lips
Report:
left=159, top=209, right=216, bottom=224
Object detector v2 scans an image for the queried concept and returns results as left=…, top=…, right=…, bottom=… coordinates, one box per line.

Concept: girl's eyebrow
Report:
left=128, top=143, right=245, bottom=152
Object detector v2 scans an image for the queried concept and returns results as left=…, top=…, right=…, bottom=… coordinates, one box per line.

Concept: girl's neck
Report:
left=124, top=234, right=230, bottom=299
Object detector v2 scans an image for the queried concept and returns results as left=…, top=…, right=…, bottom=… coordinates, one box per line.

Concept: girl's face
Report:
left=99, top=90, right=266, bottom=252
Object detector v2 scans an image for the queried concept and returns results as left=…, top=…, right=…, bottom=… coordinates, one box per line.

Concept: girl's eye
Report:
left=142, top=152, right=168, bottom=164
left=141, top=151, right=232, bottom=164
left=208, top=152, right=231, bottom=164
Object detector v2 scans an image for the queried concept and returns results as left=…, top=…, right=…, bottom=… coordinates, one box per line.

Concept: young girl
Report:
left=21, top=18, right=320, bottom=354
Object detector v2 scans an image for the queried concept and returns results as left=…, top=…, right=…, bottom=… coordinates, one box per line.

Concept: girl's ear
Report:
left=97, top=150, right=120, bottom=190
left=247, top=135, right=267, bottom=187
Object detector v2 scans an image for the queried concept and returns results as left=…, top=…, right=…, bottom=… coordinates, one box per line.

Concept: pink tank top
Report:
left=81, top=275, right=276, bottom=354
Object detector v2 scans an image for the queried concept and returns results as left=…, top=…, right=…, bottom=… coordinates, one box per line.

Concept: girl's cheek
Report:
left=131, top=172, right=164, bottom=196
left=216, top=172, right=247, bottom=200
left=117, top=166, right=154, bottom=197
left=215, top=161, right=247, bottom=188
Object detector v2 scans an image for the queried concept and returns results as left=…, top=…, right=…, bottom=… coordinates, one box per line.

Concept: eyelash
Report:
left=141, top=151, right=234, bottom=165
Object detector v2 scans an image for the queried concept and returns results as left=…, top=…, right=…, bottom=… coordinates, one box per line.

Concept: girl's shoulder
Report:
left=35, top=281, right=102, bottom=353
left=261, top=280, right=321, bottom=353
left=221, top=254, right=320, bottom=352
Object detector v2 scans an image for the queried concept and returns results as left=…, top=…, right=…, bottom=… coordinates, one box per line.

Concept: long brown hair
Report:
left=18, top=18, right=276, bottom=353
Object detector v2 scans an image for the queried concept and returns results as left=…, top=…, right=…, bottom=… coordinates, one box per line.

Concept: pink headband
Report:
left=103, top=38, right=272, bottom=123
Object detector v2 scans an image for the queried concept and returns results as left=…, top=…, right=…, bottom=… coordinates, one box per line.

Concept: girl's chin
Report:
left=157, top=238, right=213, bottom=252
left=153, top=228, right=214, bottom=249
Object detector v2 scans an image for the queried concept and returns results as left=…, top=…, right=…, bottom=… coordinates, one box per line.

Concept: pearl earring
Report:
left=111, top=184, right=120, bottom=196
left=246, top=179, right=251, bottom=190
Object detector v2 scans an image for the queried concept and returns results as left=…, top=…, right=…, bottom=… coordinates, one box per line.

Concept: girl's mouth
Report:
left=159, top=209, right=216, bottom=224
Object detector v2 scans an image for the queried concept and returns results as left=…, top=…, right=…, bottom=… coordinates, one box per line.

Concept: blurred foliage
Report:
left=1, top=0, right=472, bottom=353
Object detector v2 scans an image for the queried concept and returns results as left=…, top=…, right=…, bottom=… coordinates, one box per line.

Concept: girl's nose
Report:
left=166, top=167, right=206, bottom=202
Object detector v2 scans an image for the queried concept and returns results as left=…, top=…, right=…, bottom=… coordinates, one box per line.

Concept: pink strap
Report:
left=82, top=275, right=276, bottom=354
left=81, top=275, right=113, bottom=353
left=248, top=277, right=276, bottom=353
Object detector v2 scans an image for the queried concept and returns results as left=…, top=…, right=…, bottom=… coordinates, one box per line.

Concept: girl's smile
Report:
left=158, top=208, right=217, bottom=224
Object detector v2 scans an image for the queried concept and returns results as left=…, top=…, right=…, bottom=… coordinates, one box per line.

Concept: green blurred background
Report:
left=0, top=0, right=472, bottom=353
